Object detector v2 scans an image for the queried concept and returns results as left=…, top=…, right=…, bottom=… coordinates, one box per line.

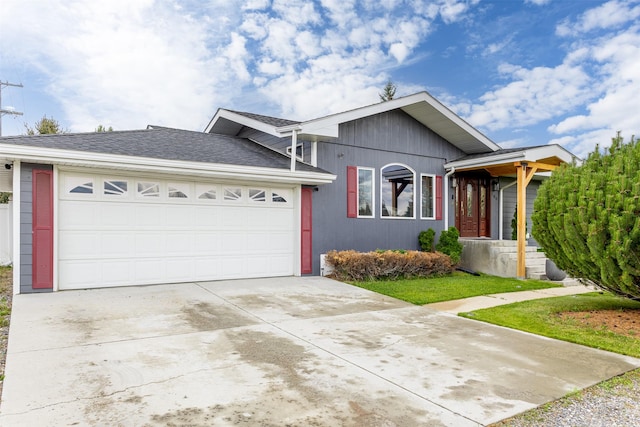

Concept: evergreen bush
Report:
left=532, top=132, right=640, bottom=300
left=418, top=229, right=436, bottom=252
left=435, top=227, right=463, bottom=265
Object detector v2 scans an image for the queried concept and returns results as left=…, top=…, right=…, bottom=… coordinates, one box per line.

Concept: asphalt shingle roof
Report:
left=226, top=110, right=300, bottom=128
left=0, top=126, right=327, bottom=174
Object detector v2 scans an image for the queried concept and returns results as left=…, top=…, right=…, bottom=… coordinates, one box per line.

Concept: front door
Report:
left=456, top=176, right=490, bottom=238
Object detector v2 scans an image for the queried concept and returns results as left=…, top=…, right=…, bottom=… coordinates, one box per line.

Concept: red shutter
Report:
left=347, top=166, right=357, bottom=218
left=33, top=169, right=54, bottom=289
left=435, top=175, right=443, bottom=220
left=301, top=187, right=313, bottom=274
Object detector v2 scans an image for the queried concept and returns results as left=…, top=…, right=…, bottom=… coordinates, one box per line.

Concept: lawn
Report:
left=459, top=292, right=640, bottom=358
left=349, top=271, right=561, bottom=305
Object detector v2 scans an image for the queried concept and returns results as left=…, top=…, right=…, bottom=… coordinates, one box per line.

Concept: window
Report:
left=357, top=168, right=374, bottom=217
left=69, top=181, right=94, bottom=194
left=272, top=191, right=288, bottom=203
left=381, top=164, right=414, bottom=218
left=138, top=182, right=160, bottom=197
left=224, top=187, right=242, bottom=201
left=421, top=175, right=435, bottom=219
left=249, top=189, right=266, bottom=202
left=168, top=183, right=189, bottom=199
left=104, top=180, right=128, bottom=196
left=286, top=143, right=304, bottom=161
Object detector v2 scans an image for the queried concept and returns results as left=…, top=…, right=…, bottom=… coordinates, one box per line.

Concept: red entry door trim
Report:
left=32, top=169, right=54, bottom=289
left=301, top=187, right=313, bottom=274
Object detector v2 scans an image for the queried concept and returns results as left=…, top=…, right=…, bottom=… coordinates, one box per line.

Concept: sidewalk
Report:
left=424, top=283, right=596, bottom=314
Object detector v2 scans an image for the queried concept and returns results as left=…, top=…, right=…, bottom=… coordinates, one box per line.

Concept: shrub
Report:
left=532, top=132, right=640, bottom=300
left=324, top=249, right=453, bottom=281
left=418, top=229, right=436, bottom=252
left=435, top=227, right=463, bottom=265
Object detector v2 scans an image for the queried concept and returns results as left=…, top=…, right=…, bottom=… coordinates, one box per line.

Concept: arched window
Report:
left=381, top=164, right=415, bottom=218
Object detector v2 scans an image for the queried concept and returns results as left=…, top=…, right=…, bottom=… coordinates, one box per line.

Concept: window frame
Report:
left=380, top=163, right=416, bottom=219
left=357, top=167, right=375, bottom=218
left=420, top=174, right=436, bottom=220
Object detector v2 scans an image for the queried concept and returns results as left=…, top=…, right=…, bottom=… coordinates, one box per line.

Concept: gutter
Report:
left=443, top=167, right=455, bottom=229
left=0, top=144, right=336, bottom=186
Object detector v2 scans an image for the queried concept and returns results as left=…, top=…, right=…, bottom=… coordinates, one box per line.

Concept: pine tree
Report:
left=532, top=132, right=640, bottom=300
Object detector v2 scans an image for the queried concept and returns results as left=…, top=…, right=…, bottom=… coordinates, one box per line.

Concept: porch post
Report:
left=516, top=163, right=527, bottom=278
left=516, top=162, right=538, bottom=279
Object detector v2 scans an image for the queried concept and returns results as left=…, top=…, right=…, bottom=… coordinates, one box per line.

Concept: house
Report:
left=0, top=92, right=575, bottom=294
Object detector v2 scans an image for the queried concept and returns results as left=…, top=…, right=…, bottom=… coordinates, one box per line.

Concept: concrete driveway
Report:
left=1, top=277, right=639, bottom=426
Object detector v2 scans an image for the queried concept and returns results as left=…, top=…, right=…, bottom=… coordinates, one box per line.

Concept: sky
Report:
left=0, top=0, right=639, bottom=158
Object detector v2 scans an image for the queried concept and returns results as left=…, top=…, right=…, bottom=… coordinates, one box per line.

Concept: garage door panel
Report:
left=101, top=203, right=135, bottom=227
left=194, top=232, right=221, bottom=254
left=59, top=232, right=100, bottom=259
left=59, top=173, right=296, bottom=289
left=194, top=207, right=219, bottom=227
left=165, top=232, right=193, bottom=255
left=135, top=233, right=166, bottom=256
left=101, top=260, right=134, bottom=285
left=269, top=255, right=294, bottom=275
left=221, top=256, right=245, bottom=278
left=219, top=207, right=247, bottom=227
left=166, top=205, right=194, bottom=226
left=135, top=205, right=165, bottom=227
left=59, top=202, right=100, bottom=228
left=195, top=257, right=221, bottom=280
left=102, top=232, right=135, bottom=257
left=135, top=259, right=166, bottom=283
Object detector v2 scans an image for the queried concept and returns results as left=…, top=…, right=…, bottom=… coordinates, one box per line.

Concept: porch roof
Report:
left=444, top=144, right=576, bottom=176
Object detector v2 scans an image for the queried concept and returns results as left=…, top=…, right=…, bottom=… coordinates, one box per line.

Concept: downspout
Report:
left=498, top=180, right=517, bottom=240
left=290, top=129, right=298, bottom=172
left=443, top=167, right=455, bottom=229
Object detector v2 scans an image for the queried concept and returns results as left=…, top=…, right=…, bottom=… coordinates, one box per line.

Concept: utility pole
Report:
left=0, top=81, right=24, bottom=136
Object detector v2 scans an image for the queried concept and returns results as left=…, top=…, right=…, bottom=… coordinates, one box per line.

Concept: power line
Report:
left=0, top=81, right=24, bottom=136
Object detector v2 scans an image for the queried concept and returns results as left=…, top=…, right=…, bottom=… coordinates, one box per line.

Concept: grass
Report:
left=0, top=266, right=11, bottom=327
left=349, top=271, right=561, bottom=305
left=459, top=292, right=640, bottom=358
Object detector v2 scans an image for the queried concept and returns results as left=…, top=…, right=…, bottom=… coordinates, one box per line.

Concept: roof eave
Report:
left=205, top=109, right=283, bottom=138
left=0, top=144, right=336, bottom=185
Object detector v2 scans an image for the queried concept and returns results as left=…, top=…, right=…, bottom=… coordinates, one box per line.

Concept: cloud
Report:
left=556, top=0, right=640, bottom=36
left=0, top=0, right=242, bottom=132
left=0, top=0, right=482, bottom=134
left=525, top=0, right=552, bottom=5
left=464, top=60, right=593, bottom=131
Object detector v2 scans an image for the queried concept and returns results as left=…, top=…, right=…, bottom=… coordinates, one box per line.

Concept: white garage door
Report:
left=58, top=171, right=296, bottom=290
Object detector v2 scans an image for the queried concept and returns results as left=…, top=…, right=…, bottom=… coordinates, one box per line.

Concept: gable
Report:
left=338, top=110, right=468, bottom=161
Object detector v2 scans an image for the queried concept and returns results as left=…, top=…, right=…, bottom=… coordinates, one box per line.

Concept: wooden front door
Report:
left=456, top=176, right=490, bottom=238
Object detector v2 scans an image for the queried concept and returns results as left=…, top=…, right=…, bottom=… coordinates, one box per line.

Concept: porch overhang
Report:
left=445, top=145, right=577, bottom=279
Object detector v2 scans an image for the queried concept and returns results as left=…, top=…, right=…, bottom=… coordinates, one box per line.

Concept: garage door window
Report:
left=168, top=183, right=190, bottom=199
left=249, top=189, right=266, bottom=202
left=224, top=187, right=242, bottom=201
left=104, top=180, right=128, bottom=196
left=69, top=181, right=94, bottom=194
left=272, top=192, right=287, bottom=203
left=138, top=182, right=160, bottom=197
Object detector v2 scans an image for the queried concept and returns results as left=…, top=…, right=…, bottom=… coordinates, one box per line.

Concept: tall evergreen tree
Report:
left=532, top=132, right=640, bottom=300
left=379, top=80, right=397, bottom=102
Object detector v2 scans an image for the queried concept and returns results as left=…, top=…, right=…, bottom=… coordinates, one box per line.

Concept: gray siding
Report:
left=500, top=178, right=540, bottom=245
left=20, top=163, right=52, bottom=294
left=310, top=110, right=466, bottom=275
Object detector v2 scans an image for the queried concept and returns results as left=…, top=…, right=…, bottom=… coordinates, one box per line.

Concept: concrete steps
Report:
left=459, top=239, right=550, bottom=280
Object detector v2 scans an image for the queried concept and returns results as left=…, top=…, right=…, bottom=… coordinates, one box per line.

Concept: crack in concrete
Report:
left=1, top=367, right=216, bottom=417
